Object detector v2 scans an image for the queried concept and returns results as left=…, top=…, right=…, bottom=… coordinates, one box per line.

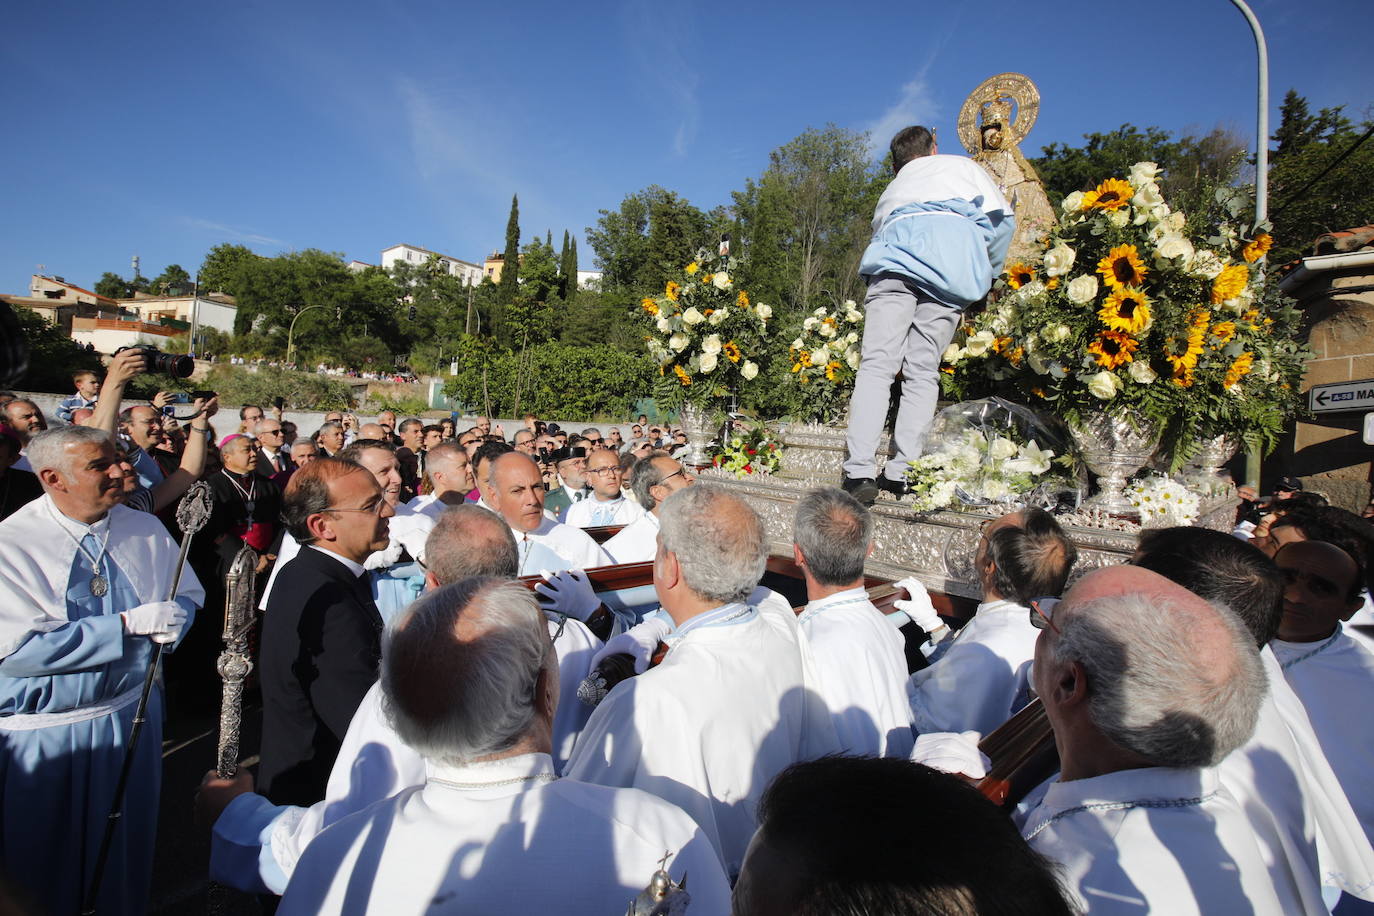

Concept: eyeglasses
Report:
left=658, top=468, right=687, bottom=486
left=1027, top=598, right=1060, bottom=634
left=585, top=437, right=603, bottom=445
left=259, top=428, right=283, bottom=436
left=324, top=500, right=387, bottom=516
left=586, top=465, right=622, bottom=477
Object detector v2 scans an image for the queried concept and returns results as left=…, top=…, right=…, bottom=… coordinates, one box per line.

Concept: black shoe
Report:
left=842, top=476, right=879, bottom=506
left=877, top=474, right=907, bottom=498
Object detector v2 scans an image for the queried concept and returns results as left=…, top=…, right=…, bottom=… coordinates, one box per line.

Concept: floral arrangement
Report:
left=786, top=300, right=864, bottom=423
left=904, top=398, right=1077, bottom=513
left=940, top=162, right=1308, bottom=469
left=640, top=249, right=771, bottom=409
left=712, top=422, right=784, bottom=478
left=1126, top=475, right=1202, bottom=527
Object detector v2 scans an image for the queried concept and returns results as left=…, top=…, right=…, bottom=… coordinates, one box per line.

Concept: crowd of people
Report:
left=2, top=346, right=1374, bottom=914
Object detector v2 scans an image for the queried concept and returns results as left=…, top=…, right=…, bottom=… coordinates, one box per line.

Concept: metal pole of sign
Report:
left=1229, top=0, right=1270, bottom=490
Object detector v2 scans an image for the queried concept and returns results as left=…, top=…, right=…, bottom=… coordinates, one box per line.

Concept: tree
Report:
left=9, top=307, right=101, bottom=391
left=1268, top=91, right=1374, bottom=264
left=498, top=194, right=521, bottom=323
left=558, top=230, right=576, bottom=299
left=198, top=244, right=261, bottom=299
left=94, top=272, right=131, bottom=299
left=151, top=263, right=192, bottom=296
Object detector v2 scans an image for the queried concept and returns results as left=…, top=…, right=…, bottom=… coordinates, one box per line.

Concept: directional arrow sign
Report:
left=1310, top=378, right=1374, bottom=414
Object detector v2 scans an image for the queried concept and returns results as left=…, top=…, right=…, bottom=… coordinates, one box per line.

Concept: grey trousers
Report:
left=843, top=275, right=962, bottom=481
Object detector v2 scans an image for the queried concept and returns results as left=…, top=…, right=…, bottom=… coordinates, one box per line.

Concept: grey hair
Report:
left=629, top=455, right=671, bottom=510
left=382, top=578, right=552, bottom=766
left=424, top=504, right=518, bottom=582
left=316, top=421, right=343, bottom=437
left=1052, top=592, right=1265, bottom=767
left=658, top=483, right=766, bottom=604
left=793, top=487, right=871, bottom=586
left=27, top=425, right=112, bottom=476
left=425, top=441, right=468, bottom=469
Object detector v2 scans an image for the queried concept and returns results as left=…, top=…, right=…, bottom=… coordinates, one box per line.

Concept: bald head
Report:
left=1044, top=565, right=1265, bottom=769
left=490, top=452, right=546, bottom=532
left=359, top=423, right=387, bottom=440
left=424, top=504, right=519, bottom=584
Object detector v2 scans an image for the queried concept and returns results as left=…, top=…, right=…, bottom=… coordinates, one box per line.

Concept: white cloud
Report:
left=620, top=0, right=700, bottom=156
left=863, top=77, right=940, bottom=158
left=184, top=218, right=283, bottom=247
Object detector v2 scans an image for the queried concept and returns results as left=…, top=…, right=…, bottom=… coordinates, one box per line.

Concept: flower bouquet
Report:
left=904, top=397, right=1080, bottom=513
left=639, top=250, right=771, bottom=411
left=940, top=162, right=1308, bottom=470
left=712, top=421, right=784, bottom=478
left=1126, top=476, right=1202, bottom=527
left=786, top=300, right=864, bottom=424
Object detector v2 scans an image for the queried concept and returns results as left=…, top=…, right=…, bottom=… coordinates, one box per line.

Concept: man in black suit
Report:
left=257, top=457, right=395, bottom=806
left=253, top=417, right=294, bottom=483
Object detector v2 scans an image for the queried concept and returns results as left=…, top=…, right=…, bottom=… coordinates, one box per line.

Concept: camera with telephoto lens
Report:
left=113, top=345, right=195, bottom=379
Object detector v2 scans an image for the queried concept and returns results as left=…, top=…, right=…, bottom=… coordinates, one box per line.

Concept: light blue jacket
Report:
left=859, top=198, right=1015, bottom=309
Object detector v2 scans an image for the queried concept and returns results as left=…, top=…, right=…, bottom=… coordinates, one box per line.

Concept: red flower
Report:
left=744, top=464, right=753, bottom=473
left=747, top=448, right=756, bottom=455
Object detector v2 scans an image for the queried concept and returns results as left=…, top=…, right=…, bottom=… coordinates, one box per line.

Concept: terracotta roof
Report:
left=36, top=276, right=119, bottom=306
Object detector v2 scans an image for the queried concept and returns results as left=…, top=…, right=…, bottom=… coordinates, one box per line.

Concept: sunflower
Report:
left=1097, top=244, right=1149, bottom=289
left=685, top=262, right=700, bottom=275
left=792, top=350, right=809, bottom=373
left=665, top=281, right=681, bottom=301
left=1046, top=277, right=1060, bottom=290
left=736, top=291, right=750, bottom=309
left=991, top=335, right=1013, bottom=355
left=641, top=297, right=659, bottom=316
left=1242, top=233, right=1273, bottom=263
left=1005, top=262, right=1036, bottom=289
left=722, top=341, right=742, bottom=363
left=673, top=364, right=691, bottom=386
left=1165, top=310, right=1209, bottom=381
left=825, top=361, right=841, bottom=382
left=1209, top=321, right=1236, bottom=347
left=1224, top=352, right=1254, bottom=389
left=1211, top=264, right=1249, bottom=304
left=1088, top=331, right=1138, bottom=369
left=1082, top=178, right=1134, bottom=212
left=1098, top=289, right=1153, bottom=335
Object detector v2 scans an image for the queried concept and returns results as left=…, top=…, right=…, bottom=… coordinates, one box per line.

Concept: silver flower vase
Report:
left=1068, top=411, right=1162, bottom=516
left=678, top=402, right=719, bottom=468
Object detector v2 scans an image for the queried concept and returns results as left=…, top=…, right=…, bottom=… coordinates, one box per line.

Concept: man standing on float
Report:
left=842, top=126, right=1014, bottom=505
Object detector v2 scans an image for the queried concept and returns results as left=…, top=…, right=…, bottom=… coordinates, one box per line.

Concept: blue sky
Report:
left=2, top=0, right=1369, bottom=294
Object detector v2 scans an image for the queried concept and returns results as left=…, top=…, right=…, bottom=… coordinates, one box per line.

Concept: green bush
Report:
left=7, top=307, right=102, bottom=393
left=199, top=365, right=355, bottom=410
left=443, top=338, right=655, bottom=421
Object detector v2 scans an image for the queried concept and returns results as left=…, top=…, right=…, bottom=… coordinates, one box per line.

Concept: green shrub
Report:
left=199, top=365, right=355, bottom=410
left=7, top=307, right=102, bottom=393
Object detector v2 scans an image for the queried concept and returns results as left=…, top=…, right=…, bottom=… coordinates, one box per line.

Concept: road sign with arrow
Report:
left=1310, top=379, right=1374, bottom=414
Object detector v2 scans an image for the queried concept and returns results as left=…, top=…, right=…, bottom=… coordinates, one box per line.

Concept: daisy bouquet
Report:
left=640, top=250, right=771, bottom=409
left=940, top=162, right=1308, bottom=469
left=1126, top=476, right=1202, bottom=527
left=786, top=300, right=864, bottom=424
left=905, top=398, right=1079, bottom=513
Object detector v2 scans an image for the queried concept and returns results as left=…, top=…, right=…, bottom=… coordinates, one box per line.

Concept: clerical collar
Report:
left=307, top=544, right=366, bottom=577
left=800, top=587, right=869, bottom=622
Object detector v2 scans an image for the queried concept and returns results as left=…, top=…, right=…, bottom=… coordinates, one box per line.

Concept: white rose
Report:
left=755, top=303, right=772, bottom=320
left=791, top=337, right=805, bottom=350
left=1129, top=360, right=1158, bottom=384
left=1107, top=209, right=1130, bottom=229
left=1189, top=250, right=1225, bottom=279
left=1129, top=161, right=1161, bottom=186
left=701, top=334, right=722, bottom=355
left=668, top=333, right=689, bottom=352
left=709, top=307, right=728, bottom=325
left=846, top=348, right=861, bottom=370
left=741, top=360, right=759, bottom=380
left=819, top=322, right=837, bottom=338
left=1164, top=211, right=1186, bottom=232
left=803, top=317, right=818, bottom=330
left=810, top=348, right=829, bottom=367
left=699, top=351, right=718, bottom=373
left=656, top=317, right=672, bottom=333
left=1062, top=191, right=1086, bottom=212
left=1132, top=182, right=1165, bottom=210
left=1087, top=370, right=1123, bottom=400
left=846, top=307, right=863, bottom=323
left=1028, top=352, right=1050, bottom=375
left=682, top=307, right=705, bottom=325
left=712, top=272, right=731, bottom=290
left=942, top=343, right=964, bottom=363
left=846, top=331, right=859, bottom=343
left=964, top=330, right=997, bottom=357
left=1066, top=274, right=1099, bottom=305
left=814, top=307, right=827, bottom=317
left=1046, top=324, right=1072, bottom=343
left=1020, top=280, right=1047, bottom=302
left=989, top=437, right=1018, bottom=460
left=1043, top=243, right=1077, bottom=277
left=1155, top=234, right=1195, bottom=264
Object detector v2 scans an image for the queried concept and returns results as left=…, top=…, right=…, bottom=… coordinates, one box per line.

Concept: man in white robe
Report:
left=905, top=508, right=1075, bottom=737
left=1132, top=525, right=1374, bottom=909
left=0, top=426, right=204, bottom=916
left=489, top=452, right=610, bottom=575
left=201, top=503, right=602, bottom=895
left=791, top=487, right=913, bottom=757
left=565, top=483, right=838, bottom=879
left=277, top=577, right=731, bottom=915
left=1270, top=540, right=1374, bottom=848
left=602, top=454, right=693, bottom=564
left=1021, top=565, right=1291, bottom=913
left=563, top=446, right=646, bottom=529
left=406, top=441, right=474, bottom=520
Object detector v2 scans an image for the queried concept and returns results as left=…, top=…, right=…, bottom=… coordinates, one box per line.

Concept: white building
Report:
left=380, top=244, right=483, bottom=285
left=70, top=316, right=183, bottom=354
left=119, top=293, right=238, bottom=334
left=576, top=269, right=603, bottom=291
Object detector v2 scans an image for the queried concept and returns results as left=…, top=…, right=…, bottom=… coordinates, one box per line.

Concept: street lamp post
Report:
left=285, top=305, right=326, bottom=368
left=1229, top=0, right=1269, bottom=225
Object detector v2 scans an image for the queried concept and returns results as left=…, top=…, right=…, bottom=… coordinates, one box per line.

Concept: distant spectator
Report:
left=56, top=369, right=101, bottom=423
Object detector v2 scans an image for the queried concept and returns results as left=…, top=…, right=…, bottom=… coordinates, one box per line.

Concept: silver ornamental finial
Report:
left=176, top=481, right=214, bottom=535
left=626, top=853, right=691, bottom=916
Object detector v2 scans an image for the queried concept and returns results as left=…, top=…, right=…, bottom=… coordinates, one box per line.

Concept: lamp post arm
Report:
left=1229, top=0, right=1269, bottom=226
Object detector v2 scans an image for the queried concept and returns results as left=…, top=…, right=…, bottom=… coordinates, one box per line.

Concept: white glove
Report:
left=912, top=730, right=990, bottom=780
left=893, top=577, right=942, bottom=633
left=533, top=569, right=600, bottom=622
left=121, top=601, right=187, bottom=645
left=589, top=615, right=673, bottom=674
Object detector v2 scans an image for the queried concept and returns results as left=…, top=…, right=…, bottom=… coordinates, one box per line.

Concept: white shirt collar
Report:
left=45, top=496, right=111, bottom=538
left=427, top=752, right=558, bottom=793
left=308, top=544, right=367, bottom=577
left=803, top=586, right=869, bottom=615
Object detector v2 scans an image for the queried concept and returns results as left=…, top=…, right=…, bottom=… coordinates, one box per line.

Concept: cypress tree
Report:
left=558, top=230, right=572, bottom=299
left=499, top=194, right=520, bottom=309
